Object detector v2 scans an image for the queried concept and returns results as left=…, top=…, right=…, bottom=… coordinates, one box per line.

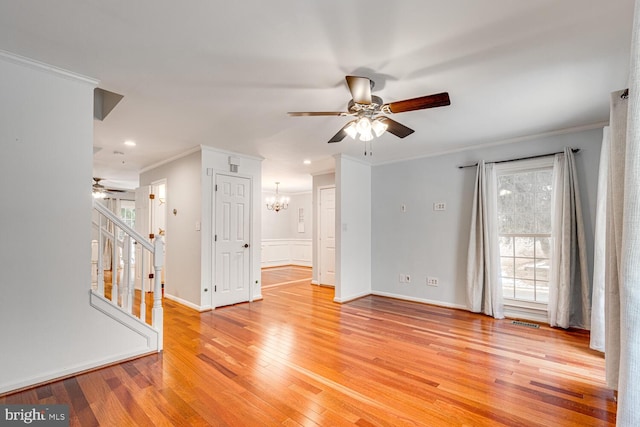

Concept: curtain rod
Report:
left=457, top=148, right=581, bottom=169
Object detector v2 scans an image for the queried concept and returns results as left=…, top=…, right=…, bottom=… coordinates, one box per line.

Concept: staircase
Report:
left=91, top=199, right=164, bottom=351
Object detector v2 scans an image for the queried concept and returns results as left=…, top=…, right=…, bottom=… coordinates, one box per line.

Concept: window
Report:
left=118, top=200, right=136, bottom=240
left=496, top=159, right=553, bottom=306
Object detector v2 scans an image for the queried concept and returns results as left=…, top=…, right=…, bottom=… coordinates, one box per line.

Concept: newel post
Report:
left=152, top=235, right=164, bottom=351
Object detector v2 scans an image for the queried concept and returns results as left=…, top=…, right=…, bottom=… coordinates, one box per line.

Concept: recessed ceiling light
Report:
left=124, top=140, right=136, bottom=147
left=303, top=160, right=311, bottom=165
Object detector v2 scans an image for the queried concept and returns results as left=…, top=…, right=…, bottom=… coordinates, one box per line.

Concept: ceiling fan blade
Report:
left=377, top=117, right=414, bottom=138
left=328, top=121, right=355, bottom=143
left=385, top=92, right=450, bottom=114
left=288, top=111, right=347, bottom=116
left=345, top=76, right=372, bottom=105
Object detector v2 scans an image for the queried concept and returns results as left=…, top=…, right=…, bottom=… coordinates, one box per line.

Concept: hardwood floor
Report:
left=1, top=267, right=616, bottom=426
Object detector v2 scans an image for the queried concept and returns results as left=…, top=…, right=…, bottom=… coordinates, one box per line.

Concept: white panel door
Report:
left=319, top=187, right=336, bottom=286
left=215, top=174, right=251, bottom=307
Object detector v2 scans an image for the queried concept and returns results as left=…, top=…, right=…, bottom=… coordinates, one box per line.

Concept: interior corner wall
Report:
left=0, top=54, right=150, bottom=394
left=311, top=173, right=335, bottom=283
left=371, top=128, right=603, bottom=309
left=140, top=150, right=203, bottom=309
left=335, top=156, right=371, bottom=302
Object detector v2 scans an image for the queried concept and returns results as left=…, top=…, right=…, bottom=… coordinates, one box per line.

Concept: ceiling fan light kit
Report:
left=288, top=75, right=450, bottom=151
left=92, top=177, right=126, bottom=199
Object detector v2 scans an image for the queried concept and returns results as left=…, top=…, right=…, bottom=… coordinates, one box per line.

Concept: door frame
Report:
left=317, top=184, right=336, bottom=287
left=212, top=172, right=255, bottom=308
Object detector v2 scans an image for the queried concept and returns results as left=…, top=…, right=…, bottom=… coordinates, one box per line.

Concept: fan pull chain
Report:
left=364, top=141, right=373, bottom=156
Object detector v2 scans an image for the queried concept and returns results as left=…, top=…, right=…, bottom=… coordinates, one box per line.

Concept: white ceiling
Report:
left=0, top=1, right=634, bottom=193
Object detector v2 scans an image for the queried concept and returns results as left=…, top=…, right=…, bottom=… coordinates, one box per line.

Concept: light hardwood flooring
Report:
left=1, top=266, right=616, bottom=426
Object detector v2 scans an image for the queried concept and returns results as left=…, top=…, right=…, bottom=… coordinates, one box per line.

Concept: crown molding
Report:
left=371, top=122, right=607, bottom=167
left=0, top=49, right=98, bottom=86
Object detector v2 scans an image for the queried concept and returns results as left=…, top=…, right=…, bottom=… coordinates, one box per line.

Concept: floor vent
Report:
left=511, top=320, right=540, bottom=328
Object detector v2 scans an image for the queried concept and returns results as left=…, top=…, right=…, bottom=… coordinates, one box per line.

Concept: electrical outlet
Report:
left=427, top=277, right=439, bottom=286
left=405, top=274, right=411, bottom=283
left=399, top=274, right=405, bottom=283
left=401, top=204, right=407, bottom=213
left=433, top=202, right=446, bottom=211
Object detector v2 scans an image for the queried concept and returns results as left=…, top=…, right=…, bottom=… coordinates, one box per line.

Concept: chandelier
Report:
left=266, top=182, right=289, bottom=212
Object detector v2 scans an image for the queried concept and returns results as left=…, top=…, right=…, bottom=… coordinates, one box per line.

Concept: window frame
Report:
left=494, top=156, right=554, bottom=311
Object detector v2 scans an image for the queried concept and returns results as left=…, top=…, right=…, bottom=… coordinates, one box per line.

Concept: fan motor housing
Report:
left=348, top=95, right=383, bottom=114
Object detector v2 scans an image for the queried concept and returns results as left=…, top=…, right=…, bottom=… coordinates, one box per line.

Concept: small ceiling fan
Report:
left=288, top=76, right=450, bottom=144
left=92, top=177, right=125, bottom=199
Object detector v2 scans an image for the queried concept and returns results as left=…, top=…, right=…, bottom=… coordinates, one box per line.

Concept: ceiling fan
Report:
left=288, top=76, right=450, bottom=145
left=92, top=177, right=126, bottom=199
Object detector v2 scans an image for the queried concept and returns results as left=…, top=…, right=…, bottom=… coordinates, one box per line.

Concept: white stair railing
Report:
left=91, top=199, right=164, bottom=351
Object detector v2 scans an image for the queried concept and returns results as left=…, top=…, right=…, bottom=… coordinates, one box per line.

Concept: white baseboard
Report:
left=371, top=291, right=467, bottom=310
left=0, top=348, right=155, bottom=395
left=164, top=293, right=209, bottom=312
left=334, top=290, right=371, bottom=303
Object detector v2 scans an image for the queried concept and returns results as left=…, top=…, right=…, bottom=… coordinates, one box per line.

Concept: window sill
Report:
left=503, top=300, right=548, bottom=323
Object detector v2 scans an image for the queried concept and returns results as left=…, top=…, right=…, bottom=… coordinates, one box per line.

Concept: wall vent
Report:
left=511, top=320, right=540, bottom=328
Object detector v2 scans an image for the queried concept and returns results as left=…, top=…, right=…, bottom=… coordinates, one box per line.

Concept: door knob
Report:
left=243, top=243, right=250, bottom=248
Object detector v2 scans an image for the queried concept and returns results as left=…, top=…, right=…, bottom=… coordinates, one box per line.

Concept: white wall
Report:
left=311, top=172, right=335, bottom=283
left=335, top=155, right=372, bottom=302
left=140, top=150, right=202, bottom=309
left=141, top=147, right=263, bottom=310
left=201, top=146, right=263, bottom=305
left=261, top=191, right=312, bottom=267
left=371, top=128, right=602, bottom=309
left=261, top=191, right=293, bottom=239
left=0, top=53, right=151, bottom=393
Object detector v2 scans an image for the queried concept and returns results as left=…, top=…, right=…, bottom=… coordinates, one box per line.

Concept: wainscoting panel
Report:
left=261, top=239, right=312, bottom=267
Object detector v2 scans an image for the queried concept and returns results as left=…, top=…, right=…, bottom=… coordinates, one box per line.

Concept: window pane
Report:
left=515, top=213, right=534, bottom=234
left=498, top=214, right=515, bottom=234
left=536, top=281, right=549, bottom=303
left=535, top=193, right=552, bottom=233
left=515, top=279, right=535, bottom=301
left=535, top=261, right=550, bottom=282
left=515, top=258, right=536, bottom=280
left=514, top=237, right=534, bottom=257
left=536, top=237, right=551, bottom=259
left=536, top=170, right=553, bottom=192
left=500, top=257, right=515, bottom=278
left=499, top=236, right=513, bottom=257
left=502, top=277, right=515, bottom=299
left=514, top=172, right=534, bottom=193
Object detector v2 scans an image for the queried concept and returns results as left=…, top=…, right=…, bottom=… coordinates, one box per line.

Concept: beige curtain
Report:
left=616, top=0, right=640, bottom=421
left=604, top=91, right=627, bottom=394
left=605, top=1, right=640, bottom=422
left=590, top=128, right=609, bottom=352
left=466, top=161, right=504, bottom=319
left=547, top=148, right=590, bottom=329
